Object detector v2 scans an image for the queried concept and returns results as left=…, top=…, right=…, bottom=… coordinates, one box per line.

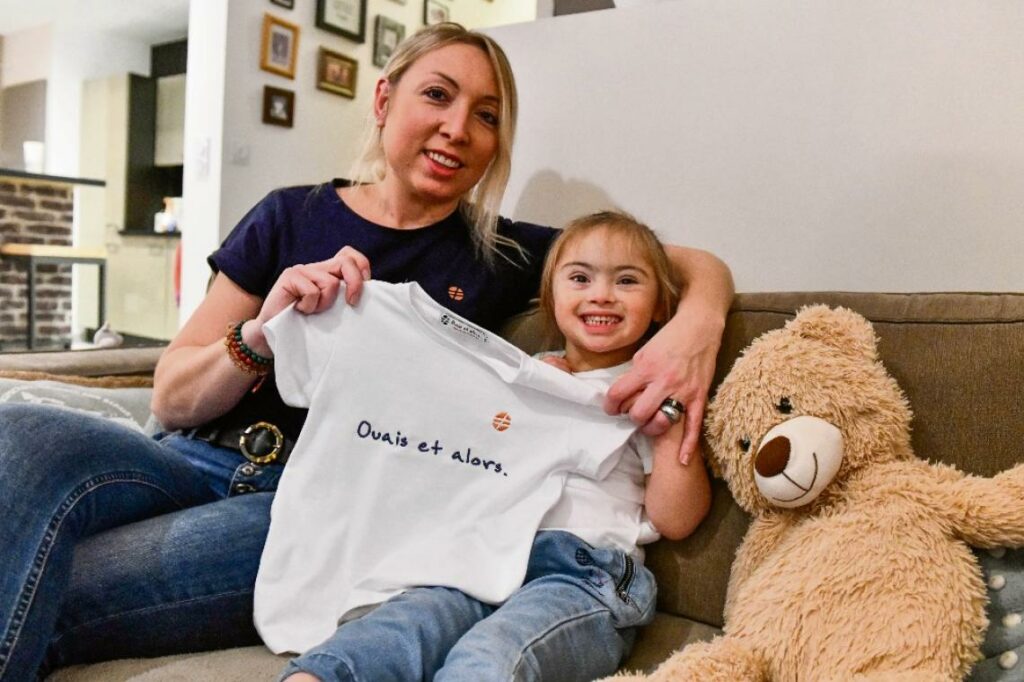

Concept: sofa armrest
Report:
left=0, top=346, right=164, bottom=379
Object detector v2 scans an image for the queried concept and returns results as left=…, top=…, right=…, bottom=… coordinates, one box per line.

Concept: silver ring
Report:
left=659, top=398, right=684, bottom=424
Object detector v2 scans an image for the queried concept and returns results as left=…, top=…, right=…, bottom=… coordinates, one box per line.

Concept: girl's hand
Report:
left=243, top=246, right=371, bottom=356
left=604, top=310, right=724, bottom=464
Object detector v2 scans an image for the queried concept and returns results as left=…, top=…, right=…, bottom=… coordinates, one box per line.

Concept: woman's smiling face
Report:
left=375, top=43, right=501, bottom=211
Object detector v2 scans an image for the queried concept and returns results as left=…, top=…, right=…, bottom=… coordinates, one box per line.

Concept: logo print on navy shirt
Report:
left=492, top=412, right=511, bottom=432
left=448, top=285, right=465, bottom=301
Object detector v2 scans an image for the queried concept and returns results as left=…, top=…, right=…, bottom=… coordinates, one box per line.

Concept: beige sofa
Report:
left=2, top=291, right=1020, bottom=681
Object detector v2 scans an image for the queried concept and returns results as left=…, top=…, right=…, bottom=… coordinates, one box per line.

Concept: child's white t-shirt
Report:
left=536, top=354, right=661, bottom=560
left=256, top=281, right=636, bottom=654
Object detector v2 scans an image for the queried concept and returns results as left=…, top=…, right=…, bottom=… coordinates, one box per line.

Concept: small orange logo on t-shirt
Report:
left=492, top=412, right=511, bottom=432
left=448, top=286, right=465, bottom=301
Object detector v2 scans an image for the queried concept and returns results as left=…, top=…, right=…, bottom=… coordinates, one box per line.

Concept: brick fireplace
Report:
left=0, top=179, right=74, bottom=350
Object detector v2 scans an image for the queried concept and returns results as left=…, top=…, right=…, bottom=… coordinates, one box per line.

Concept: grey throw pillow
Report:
left=969, top=547, right=1024, bottom=681
left=0, top=378, right=153, bottom=432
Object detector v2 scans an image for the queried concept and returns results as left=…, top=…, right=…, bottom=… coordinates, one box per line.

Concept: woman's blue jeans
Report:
left=0, top=404, right=280, bottom=681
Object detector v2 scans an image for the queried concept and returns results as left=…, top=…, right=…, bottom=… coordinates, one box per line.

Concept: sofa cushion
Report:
left=619, top=613, right=722, bottom=673
left=45, top=616, right=723, bottom=681
left=47, top=646, right=288, bottom=682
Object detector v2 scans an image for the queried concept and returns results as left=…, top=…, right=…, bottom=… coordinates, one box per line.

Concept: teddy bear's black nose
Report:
left=755, top=436, right=791, bottom=477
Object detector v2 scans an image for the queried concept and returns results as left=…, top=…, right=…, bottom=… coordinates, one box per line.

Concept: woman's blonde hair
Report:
left=538, top=211, right=682, bottom=345
left=348, top=22, right=520, bottom=265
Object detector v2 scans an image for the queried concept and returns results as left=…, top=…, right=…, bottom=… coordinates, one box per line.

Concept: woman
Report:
left=0, top=23, right=731, bottom=680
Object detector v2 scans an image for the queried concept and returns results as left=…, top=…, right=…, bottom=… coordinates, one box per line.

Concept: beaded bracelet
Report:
left=224, top=321, right=274, bottom=376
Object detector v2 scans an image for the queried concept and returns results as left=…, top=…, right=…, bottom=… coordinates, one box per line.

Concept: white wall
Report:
left=216, top=0, right=400, bottom=236
left=490, top=1, right=1024, bottom=292
left=45, top=24, right=151, bottom=176
left=449, top=0, right=537, bottom=29
left=0, top=24, right=51, bottom=87
left=180, top=0, right=230, bottom=325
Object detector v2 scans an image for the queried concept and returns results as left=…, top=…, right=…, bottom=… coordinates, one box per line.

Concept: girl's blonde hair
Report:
left=347, top=22, right=520, bottom=265
left=538, top=211, right=682, bottom=345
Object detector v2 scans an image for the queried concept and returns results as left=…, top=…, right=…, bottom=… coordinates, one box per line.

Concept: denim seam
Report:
left=288, top=651, right=358, bottom=682
left=0, top=472, right=191, bottom=677
left=510, top=607, right=609, bottom=679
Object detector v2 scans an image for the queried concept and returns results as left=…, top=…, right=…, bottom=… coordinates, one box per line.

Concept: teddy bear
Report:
left=613, top=305, right=1024, bottom=681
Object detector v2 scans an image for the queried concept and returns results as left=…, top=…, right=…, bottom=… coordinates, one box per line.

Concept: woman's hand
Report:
left=605, top=244, right=733, bottom=465
left=244, top=247, right=372, bottom=356
left=605, top=312, right=723, bottom=462
left=153, top=247, right=371, bottom=430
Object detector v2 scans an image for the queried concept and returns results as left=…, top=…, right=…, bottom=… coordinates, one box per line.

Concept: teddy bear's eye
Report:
left=738, top=436, right=751, bottom=452
left=777, top=397, right=793, bottom=414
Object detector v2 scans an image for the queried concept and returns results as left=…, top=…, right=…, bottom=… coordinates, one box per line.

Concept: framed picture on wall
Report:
left=316, top=0, right=368, bottom=43
left=423, top=0, right=449, bottom=26
left=317, top=47, right=359, bottom=98
left=260, top=14, right=300, bottom=79
left=373, top=16, right=406, bottom=68
left=262, top=86, right=295, bottom=127
left=270, top=0, right=295, bottom=8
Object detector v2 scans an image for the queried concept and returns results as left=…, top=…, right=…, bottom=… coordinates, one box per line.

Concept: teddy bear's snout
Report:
left=755, top=436, right=791, bottom=478
left=752, top=416, right=846, bottom=509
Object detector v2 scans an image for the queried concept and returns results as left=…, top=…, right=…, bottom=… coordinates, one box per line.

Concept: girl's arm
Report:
left=152, top=247, right=370, bottom=430
left=606, top=245, right=734, bottom=464
left=643, top=421, right=712, bottom=541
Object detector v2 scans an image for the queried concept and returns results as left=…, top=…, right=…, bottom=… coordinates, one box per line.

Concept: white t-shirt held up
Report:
left=256, top=281, right=636, bottom=654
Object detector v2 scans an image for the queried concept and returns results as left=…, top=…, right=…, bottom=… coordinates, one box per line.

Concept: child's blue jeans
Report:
left=280, top=530, right=657, bottom=682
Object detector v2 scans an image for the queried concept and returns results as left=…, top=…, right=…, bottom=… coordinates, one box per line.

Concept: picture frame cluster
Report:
left=258, top=0, right=455, bottom=128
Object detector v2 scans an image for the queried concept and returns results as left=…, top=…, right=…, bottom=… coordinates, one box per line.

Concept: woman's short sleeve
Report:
left=208, top=190, right=290, bottom=297
left=263, top=304, right=338, bottom=408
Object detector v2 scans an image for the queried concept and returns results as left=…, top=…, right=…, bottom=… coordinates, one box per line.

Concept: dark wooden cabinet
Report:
left=122, top=40, right=186, bottom=234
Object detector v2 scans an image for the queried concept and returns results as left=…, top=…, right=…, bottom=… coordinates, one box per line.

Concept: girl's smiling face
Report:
left=374, top=43, right=501, bottom=213
left=551, top=228, right=662, bottom=372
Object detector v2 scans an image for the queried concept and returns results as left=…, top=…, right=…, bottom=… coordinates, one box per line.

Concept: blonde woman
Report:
left=0, top=24, right=731, bottom=680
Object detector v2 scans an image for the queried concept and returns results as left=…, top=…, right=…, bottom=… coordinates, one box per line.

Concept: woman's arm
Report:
left=605, top=245, right=734, bottom=463
left=152, top=247, right=370, bottom=430
left=643, top=421, right=712, bottom=541
left=151, top=274, right=263, bottom=431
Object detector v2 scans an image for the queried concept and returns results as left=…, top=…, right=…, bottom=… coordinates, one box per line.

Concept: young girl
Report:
left=280, top=211, right=712, bottom=682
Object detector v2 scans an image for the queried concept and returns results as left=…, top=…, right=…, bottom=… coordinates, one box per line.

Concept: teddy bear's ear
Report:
left=785, top=305, right=879, bottom=361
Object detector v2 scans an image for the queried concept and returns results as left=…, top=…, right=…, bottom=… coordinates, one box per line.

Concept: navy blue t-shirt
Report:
left=206, top=179, right=557, bottom=439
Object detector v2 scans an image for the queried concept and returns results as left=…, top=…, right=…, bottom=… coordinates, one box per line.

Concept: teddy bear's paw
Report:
left=643, top=638, right=767, bottom=682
